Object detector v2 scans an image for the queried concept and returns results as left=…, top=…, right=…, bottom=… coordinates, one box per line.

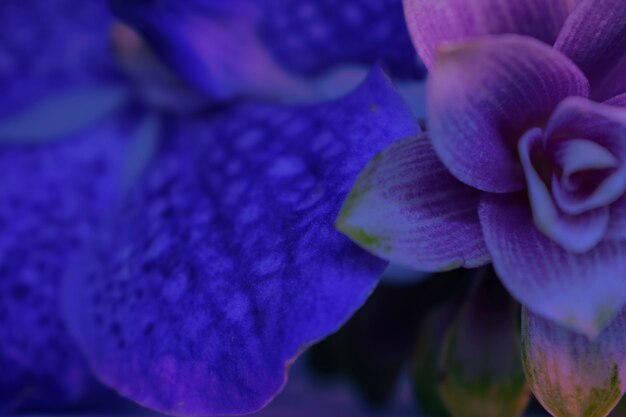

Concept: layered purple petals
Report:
left=427, top=35, right=589, bottom=193
left=0, top=115, right=131, bottom=404
left=403, top=0, right=576, bottom=68
left=555, top=0, right=626, bottom=100
left=480, top=194, right=626, bottom=337
left=336, top=134, right=490, bottom=272
left=518, top=128, right=609, bottom=253
left=518, top=97, right=626, bottom=247
left=63, top=70, right=419, bottom=416
left=0, top=0, right=119, bottom=118
left=546, top=98, right=626, bottom=214
left=522, top=307, right=626, bottom=417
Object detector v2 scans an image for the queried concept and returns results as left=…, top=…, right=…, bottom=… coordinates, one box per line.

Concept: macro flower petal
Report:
left=479, top=193, right=626, bottom=337
left=545, top=97, right=626, bottom=216
left=0, top=0, right=120, bottom=119
left=0, top=113, right=137, bottom=406
left=607, top=94, right=626, bottom=108
left=428, top=35, right=589, bottom=193
left=257, top=0, right=423, bottom=79
left=602, top=92, right=626, bottom=239
left=403, top=0, right=577, bottom=68
left=555, top=0, right=626, bottom=100
left=62, top=69, right=420, bottom=416
left=607, top=195, right=626, bottom=241
left=110, top=0, right=423, bottom=103
left=336, top=134, right=490, bottom=272
left=522, top=306, right=626, bottom=417
left=518, top=128, right=609, bottom=253
left=439, top=272, right=530, bottom=417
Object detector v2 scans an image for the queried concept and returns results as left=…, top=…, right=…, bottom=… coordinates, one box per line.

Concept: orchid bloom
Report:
left=0, top=0, right=423, bottom=415
left=337, top=0, right=626, bottom=415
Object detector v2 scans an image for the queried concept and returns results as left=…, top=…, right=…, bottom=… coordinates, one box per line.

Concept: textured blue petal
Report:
left=257, top=0, right=423, bottom=79
left=0, top=113, right=138, bottom=406
left=63, top=68, right=419, bottom=416
left=110, top=0, right=424, bottom=102
left=0, top=0, right=120, bottom=118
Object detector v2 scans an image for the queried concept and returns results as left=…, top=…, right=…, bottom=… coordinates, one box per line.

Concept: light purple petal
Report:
left=63, top=69, right=420, bottom=416
left=555, top=0, right=626, bottom=100
left=337, top=134, right=490, bottom=272
left=522, top=306, right=626, bottom=417
left=518, top=128, right=609, bottom=253
left=607, top=194, right=626, bottom=241
left=606, top=94, right=626, bottom=107
left=403, top=0, right=577, bottom=69
left=545, top=97, right=626, bottom=215
left=427, top=35, right=589, bottom=193
left=479, top=193, right=626, bottom=337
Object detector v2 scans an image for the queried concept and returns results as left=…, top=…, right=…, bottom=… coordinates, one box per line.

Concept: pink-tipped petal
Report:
left=523, top=306, right=626, bottom=417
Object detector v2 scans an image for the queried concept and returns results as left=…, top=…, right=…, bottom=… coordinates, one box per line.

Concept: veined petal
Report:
left=337, top=134, right=490, bottom=272
left=428, top=35, right=589, bottom=193
left=403, top=0, right=577, bottom=69
left=0, top=1, right=120, bottom=119
left=522, top=306, right=626, bottom=417
left=607, top=195, right=626, bottom=241
left=62, top=69, right=420, bottom=416
left=479, top=193, right=626, bottom=337
left=0, top=112, right=136, bottom=406
left=602, top=94, right=626, bottom=238
left=555, top=0, right=626, bottom=100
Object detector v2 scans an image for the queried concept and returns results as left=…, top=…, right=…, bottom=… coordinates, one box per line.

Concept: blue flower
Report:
left=0, top=0, right=423, bottom=414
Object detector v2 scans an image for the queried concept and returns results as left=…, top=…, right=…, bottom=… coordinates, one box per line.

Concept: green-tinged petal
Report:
left=336, top=134, right=489, bottom=272
left=522, top=307, right=626, bottom=417
left=439, top=270, right=530, bottom=417
left=412, top=304, right=455, bottom=417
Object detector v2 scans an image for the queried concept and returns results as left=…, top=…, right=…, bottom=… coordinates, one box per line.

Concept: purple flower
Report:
left=340, top=0, right=626, bottom=337
left=0, top=0, right=422, bottom=415
left=338, top=0, right=626, bottom=414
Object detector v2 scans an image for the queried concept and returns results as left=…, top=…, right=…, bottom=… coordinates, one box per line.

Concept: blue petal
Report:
left=0, top=87, right=128, bottom=144
left=110, top=0, right=424, bottom=102
left=0, top=112, right=141, bottom=406
left=257, top=0, right=424, bottom=79
left=0, top=0, right=120, bottom=119
left=63, top=68, right=419, bottom=416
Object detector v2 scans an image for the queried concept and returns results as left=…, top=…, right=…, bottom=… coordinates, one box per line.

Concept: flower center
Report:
left=518, top=114, right=626, bottom=253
